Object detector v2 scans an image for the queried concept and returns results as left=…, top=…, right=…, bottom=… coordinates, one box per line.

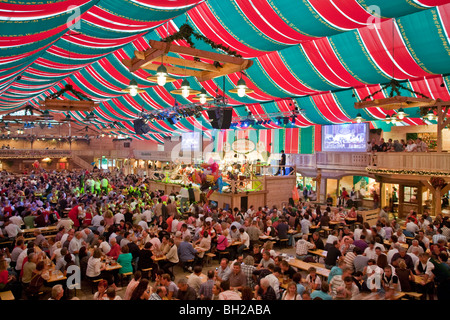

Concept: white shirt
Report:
left=407, top=253, right=419, bottom=268
left=387, top=248, right=398, bottom=264
left=406, top=143, right=417, bottom=152
left=239, top=231, right=250, bottom=247
left=91, top=215, right=104, bottom=227
left=9, top=215, right=23, bottom=226
left=179, top=188, right=189, bottom=198
left=415, top=258, right=434, bottom=276
left=99, top=241, right=111, bottom=255
left=406, top=222, right=419, bottom=234
left=264, top=273, right=280, bottom=299
left=364, top=247, right=377, bottom=260
left=326, top=234, right=339, bottom=244
left=138, top=220, right=148, bottom=231
left=15, top=249, right=28, bottom=271
left=69, top=237, right=83, bottom=254
left=142, top=210, right=153, bottom=222
left=114, top=213, right=125, bottom=225
left=5, top=223, right=21, bottom=238
left=172, top=219, right=179, bottom=233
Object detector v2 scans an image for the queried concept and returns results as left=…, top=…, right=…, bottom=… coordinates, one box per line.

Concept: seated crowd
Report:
left=0, top=169, right=449, bottom=301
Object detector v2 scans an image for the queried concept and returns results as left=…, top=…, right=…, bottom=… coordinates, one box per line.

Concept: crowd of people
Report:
left=367, top=137, right=429, bottom=153
left=0, top=168, right=449, bottom=301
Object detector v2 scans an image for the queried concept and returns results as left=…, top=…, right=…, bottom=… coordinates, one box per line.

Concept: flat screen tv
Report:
left=181, top=131, right=201, bottom=151
left=322, top=123, right=369, bottom=152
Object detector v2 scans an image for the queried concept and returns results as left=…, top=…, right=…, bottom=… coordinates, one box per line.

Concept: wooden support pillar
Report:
left=398, top=184, right=405, bottom=218
left=436, top=104, right=450, bottom=153
left=416, top=184, right=423, bottom=216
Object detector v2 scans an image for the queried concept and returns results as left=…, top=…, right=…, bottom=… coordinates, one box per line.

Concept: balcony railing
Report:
left=367, top=152, right=450, bottom=175
left=0, top=149, right=72, bottom=158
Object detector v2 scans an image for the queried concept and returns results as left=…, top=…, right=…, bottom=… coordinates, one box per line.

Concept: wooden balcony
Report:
left=0, top=149, right=72, bottom=158
left=367, top=152, right=450, bottom=177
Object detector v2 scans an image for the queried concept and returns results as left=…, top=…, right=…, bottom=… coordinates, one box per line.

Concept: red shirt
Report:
left=0, top=270, right=8, bottom=285
left=68, top=205, right=80, bottom=227
left=166, top=216, right=173, bottom=233
left=107, top=244, right=121, bottom=260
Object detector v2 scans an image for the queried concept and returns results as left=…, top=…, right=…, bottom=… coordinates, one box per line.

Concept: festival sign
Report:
left=232, top=139, right=255, bottom=154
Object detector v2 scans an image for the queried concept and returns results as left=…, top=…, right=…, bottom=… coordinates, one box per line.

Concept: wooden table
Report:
left=384, top=240, right=409, bottom=250
left=47, top=269, right=67, bottom=283
left=259, top=235, right=275, bottom=241
left=0, top=290, right=15, bottom=300
left=288, top=258, right=330, bottom=279
left=351, top=291, right=406, bottom=300
left=105, top=263, right=122, bottom=271
left=413, top=274, right=432, bottom=285
left=153, top=255, right=167, bottom=262
left=308, top=249, right=327, bottom=259
left=22, top=226, right=58, bottom=234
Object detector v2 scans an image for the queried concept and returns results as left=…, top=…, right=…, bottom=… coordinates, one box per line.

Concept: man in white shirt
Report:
left=69, top=231, right=85, bottom=265
left=113, top=210, right=125, bottom=226
left=363, top=241, right=378, bottom=260
left=179, top=186, right=189, bottom=213
left=98, top=236, right=111, bottom=255
left=405, top=218, right=419, bottom=236
left=237, top=228, right=250, bottom=256
left=4, top=221, right=22, bottom=238
left=9, top=215, right=24, bottom=227
left=91, top=211, right=104, bottom=230
left=407, top=246, right=420, bottom=268
left=387, top=244, right=399, bottom=264
left=142, top=206, right=153, bottom=223
left=264, top=265, right=281, bottom=299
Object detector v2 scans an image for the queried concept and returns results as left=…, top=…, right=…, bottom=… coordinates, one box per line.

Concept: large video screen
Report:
left=181, top=132, right=201, bottom=151
left=322, top=123, right=368, bottom=152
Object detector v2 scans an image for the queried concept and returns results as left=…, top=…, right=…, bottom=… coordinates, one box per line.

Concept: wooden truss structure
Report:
left=122, top=40, right=253, bottom=82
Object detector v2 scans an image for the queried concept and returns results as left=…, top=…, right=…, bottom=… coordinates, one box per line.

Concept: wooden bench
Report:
left=277, top=238, right=289, bottom=249
left=142, top=268, right=153, bottom=280
left=404, top=292, right=423, bottom=300
left=120, top=272, right=134, bottom=286
left=90, top=278, right=104, bottom=294
left=204, top=253, right=216, bottom=266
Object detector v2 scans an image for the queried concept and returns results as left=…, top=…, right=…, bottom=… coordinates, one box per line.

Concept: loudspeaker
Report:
left=207, top=108, right=232, bottom=129
left=133, top=119, right=150, bottom=135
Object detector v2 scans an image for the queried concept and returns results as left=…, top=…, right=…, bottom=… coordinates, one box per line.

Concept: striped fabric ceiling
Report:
left=1, top=0, right=450, bottom=142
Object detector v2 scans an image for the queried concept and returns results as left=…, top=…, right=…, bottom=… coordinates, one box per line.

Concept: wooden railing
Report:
left=0, top=149, right=72, bottom=158
left=368, top=152, right=450, bottom=174
left=289, top=152, right=372, bottom=172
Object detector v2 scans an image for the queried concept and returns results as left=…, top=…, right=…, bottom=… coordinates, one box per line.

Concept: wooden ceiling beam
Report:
left=40, top=99, right=97, bottom=112
left=141, top=63, right=205, bottom=78
left=149, top=40, right=246, bottom=65
left=354, top=96, right=440, bottom=110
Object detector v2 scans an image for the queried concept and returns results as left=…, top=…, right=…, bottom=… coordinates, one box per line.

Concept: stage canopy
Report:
left=1, top=0, right=450, bottom=142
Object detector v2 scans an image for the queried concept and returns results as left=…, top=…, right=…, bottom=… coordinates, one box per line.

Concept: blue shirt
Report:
left=310, top=290, right=332, bottom=300
left=177, top=241, right=197, bottom=262
left=296, top=283, right=306, bottom=295
left=327, top=266, right=342, bottom=283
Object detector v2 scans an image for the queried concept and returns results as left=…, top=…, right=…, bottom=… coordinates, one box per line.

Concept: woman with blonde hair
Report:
left=103, top=210, right=114, bottom=228
left=281, top=282, right=302, bottom=300
left=395, top=259, right=414, bottom=292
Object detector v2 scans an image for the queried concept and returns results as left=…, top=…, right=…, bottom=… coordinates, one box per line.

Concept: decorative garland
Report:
left=162, top=23, right=242, bottom=58
left=430, top=176, right=447, bottom=189
left=367, top=167, right=450, bottom=177
left=360, top=79, right=429, bottom=102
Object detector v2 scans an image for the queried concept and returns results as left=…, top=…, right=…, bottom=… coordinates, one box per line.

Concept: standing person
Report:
left=276, top=150, right=286, bottom=176
left=180, top=185, right=189, bottom=213
left=160, top=238, right=179, bottom=279
left=187, top=184, right=196, bottom=206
